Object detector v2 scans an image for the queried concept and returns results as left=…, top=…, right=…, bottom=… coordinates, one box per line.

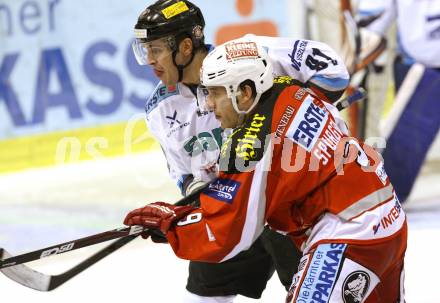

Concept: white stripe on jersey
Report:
left=220, top=141, right=273, bottom=262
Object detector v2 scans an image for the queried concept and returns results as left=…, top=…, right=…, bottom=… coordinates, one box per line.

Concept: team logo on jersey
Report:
left=166, top=110, right=181, bottom=128
left=205, top=178, right=240, bottom=204
left=342, top=271, right=370, bottom=303
left=289, top=40, right=308, bottom=71
left=286, top=95, right=328, bottom=152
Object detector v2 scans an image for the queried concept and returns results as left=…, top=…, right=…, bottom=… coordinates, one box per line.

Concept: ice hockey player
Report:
left=124, top=37, right=407, bottom=303
left=131, top=0, right=349, bottom=301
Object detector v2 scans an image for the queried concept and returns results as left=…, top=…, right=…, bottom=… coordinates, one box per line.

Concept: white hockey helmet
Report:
left=198, top=37, right=273, bottom=114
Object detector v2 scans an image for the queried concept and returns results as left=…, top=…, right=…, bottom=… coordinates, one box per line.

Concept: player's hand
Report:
left=142, top=229, right=169, bottom=243
left=123, top=202, right=195, bottom=234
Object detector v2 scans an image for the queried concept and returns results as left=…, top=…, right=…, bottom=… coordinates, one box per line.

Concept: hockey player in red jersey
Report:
left=125, top=36, right=406, bottom=302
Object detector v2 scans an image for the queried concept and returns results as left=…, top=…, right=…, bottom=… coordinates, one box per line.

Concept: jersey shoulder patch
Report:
left=145, top=82, right=180, bottom=115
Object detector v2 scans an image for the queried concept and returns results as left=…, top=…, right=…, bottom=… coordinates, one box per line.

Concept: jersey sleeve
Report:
left=165, top=149, right=271, bottom=262
left=145, top=83, right=194, bottom=191
left=248, top=34, right=350, bottom=101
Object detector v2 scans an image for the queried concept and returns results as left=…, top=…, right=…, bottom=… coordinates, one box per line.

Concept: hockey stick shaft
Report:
left=0, top=225, right=146, bottom=269
left=47, top=234, right=137, bottom=290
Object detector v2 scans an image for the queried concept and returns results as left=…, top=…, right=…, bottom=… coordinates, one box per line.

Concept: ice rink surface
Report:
left=1, top=151, right=439, bottom=302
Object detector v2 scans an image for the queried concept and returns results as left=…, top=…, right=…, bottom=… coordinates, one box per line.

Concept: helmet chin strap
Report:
left=172, top=50, right=196, bottom=82
left=231, top=92, right=262, bottom=115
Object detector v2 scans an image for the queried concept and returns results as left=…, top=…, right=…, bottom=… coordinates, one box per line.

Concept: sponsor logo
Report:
left=286, top=96, right=328, bottom=152
left=273, top=76, right=294, bottom=84
left=134, top=28, right=147, bottom=39
left=375, top=161, right=388, bottom=185
left=275, top=105, right=295, bottom=138
left=128, top=225, right=144, bottom=235
left=167, top=121, right=190, bottom=137
left=183, top=127, right=223, bottom=156
left=235, top=113, right=266, bottom=160
left=145, top=85, right=179, bottom=114
left=373, top=199, right=403, bottom=235
left=161, top=1, right=189, bottom=19
left=289, top=40, right=308, bottom=71
left=296, top=243, right=346, bottom=302
left=205, top=178, right=241, bottom=204
left=220, top=128, right=241, bottom=159
left=165, top=110, right=195, bottom=138
left=312, top=120, right=344, bottom=165
left=192, top=25, right=204, bottom=40
left=287, top=254, right=311, bottom=301
left=40, top=242, right=75, bottom=258
left=295, top=88, right=307, bottom=100
left=166, top=110, right=181, bottom=128
left=298, top=256, right=309, bottom=271
left=342, top=271, right=370, bottom=303
left=225, top=41, right=259, bottom=61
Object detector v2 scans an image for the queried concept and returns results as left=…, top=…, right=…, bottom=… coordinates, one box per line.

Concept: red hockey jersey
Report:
left=166, top=78, right=405, bottom=263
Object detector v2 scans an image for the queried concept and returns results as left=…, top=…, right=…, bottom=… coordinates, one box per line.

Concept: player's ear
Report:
left=241, top=84, right=253, bottom=102
left=237, top=83, right=254, bottom=110
left=179, top=37, right=193, bottom=56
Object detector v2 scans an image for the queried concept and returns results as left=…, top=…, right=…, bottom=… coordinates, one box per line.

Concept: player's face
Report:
left=206, top=86, right=240, bottom=129
left=143, top=37, right=179, bottom=85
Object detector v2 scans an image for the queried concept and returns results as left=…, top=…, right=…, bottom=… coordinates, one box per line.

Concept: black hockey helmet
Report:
left=134, top=0, right=205, bottom=48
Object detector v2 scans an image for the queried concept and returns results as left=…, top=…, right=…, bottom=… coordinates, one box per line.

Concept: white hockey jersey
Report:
left=368, top=0, right=440, bottom=68
left=145, top=36, right=349, bottom=194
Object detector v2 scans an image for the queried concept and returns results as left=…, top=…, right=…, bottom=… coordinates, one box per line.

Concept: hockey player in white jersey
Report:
left=132, top=0, right=349, bottom=302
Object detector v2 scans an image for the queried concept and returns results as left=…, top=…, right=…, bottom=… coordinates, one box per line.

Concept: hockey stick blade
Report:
left=0, top=235, right=136, bottom=291
left=0, top=248, right=51, bottom=291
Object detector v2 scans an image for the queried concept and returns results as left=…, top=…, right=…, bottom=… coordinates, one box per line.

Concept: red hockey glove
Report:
left=123, top=202, right=195, bottom=234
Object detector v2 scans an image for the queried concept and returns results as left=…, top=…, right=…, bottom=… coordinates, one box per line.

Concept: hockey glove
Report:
left=145, top=229, right=168, bottom=243
left=123, top=202, right=195, bottom=235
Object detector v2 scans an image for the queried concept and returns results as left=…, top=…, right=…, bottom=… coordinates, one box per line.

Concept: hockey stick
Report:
left=0, top=184, right=207, bottom=291
left=0, top=235, right=136, bottom=291
left=335, top=87, right=366, bottom=111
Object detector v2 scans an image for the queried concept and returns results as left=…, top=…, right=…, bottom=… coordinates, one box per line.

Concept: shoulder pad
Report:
left=145, top=83, right=180, bottom=115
